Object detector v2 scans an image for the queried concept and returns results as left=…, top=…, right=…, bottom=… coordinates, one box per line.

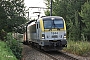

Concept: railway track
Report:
left=39, top=50, right=78, bottom=60
left=29, top=44, right=78, bottom=60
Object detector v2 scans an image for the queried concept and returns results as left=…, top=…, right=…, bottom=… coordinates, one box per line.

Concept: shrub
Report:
left=6, top=33, right=22, bottom=60
left=0, top=29, right=7, bottom=41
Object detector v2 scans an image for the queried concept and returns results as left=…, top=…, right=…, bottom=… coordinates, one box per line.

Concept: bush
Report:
left=0, top=29, right=7, bottom=41
left=6, top=33, right=22, bottom=60
left=63, top=40, right=90, bottom=56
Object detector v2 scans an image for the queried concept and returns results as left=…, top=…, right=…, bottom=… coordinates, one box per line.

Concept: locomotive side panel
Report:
left=27, top=22, right=37, bottom=42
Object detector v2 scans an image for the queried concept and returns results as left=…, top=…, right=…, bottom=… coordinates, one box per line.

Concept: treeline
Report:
left=45, top=0, right=90, bottom=41
left=0, top=0, right=26, bottom=59
left=0, top=0, right=27, bottom=40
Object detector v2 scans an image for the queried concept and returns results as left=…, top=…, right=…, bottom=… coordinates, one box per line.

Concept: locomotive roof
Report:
left=27, top=21, right=36, bottom=27
left=41, top=16, right=63, bottom=20
left=36, top=16, right=64, bottom=22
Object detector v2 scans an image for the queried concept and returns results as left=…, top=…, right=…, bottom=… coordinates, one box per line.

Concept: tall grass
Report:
left=63, top=40, right=90, bottom=56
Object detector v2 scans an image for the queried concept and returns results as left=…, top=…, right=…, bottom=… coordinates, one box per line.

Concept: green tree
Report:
left=44, top=0, right=87, bottom=40
left=80, top=1, right=90, bottom=40
left=0, top=0, right=27, bottom=40
left=0, top=4, right=7, bottom=31
left=0, top=0, right=26, bottom=32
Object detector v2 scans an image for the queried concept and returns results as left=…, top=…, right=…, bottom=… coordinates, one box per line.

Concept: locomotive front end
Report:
left=40, top=16, right=67, bottom=51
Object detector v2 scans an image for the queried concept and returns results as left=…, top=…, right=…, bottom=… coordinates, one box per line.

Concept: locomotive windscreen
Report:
left=43, top=18, right=64, bottom=29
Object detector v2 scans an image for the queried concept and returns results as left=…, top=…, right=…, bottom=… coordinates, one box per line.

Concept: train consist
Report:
left=24, top=16, right=67, bottom=51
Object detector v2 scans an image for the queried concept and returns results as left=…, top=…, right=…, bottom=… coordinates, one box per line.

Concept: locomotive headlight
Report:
left=42, top=34, right=45, bottom=39
left=63, top=32, right=66, bottom=38
left=64, top=35, right=66, bottom=38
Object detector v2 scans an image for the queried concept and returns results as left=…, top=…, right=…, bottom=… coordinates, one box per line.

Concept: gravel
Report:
left=22, top=45, right=90, bottom=60
left=22, top=45, right=53, bottom=60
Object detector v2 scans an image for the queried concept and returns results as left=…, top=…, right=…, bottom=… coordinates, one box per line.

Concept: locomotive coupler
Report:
left=54, top=42, right=57, bottom=46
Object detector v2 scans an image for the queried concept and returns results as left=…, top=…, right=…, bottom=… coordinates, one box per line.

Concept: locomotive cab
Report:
left=39, top=16, right=67, bottom=50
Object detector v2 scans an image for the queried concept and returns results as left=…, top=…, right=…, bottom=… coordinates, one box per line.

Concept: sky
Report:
left=24, top=0, right=47, bottom=19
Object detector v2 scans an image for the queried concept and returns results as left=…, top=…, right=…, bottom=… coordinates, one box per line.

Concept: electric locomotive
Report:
left=27, top=16, right=67, bottom=51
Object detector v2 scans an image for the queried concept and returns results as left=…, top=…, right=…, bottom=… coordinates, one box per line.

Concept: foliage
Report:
left=80, top=1, right=90, bottom=40
left=0, top=0, right=27, bottom=40
left=0, top=29, right=7, bottom=41
left=0, top=0, right=27, bottom=32
left=63, top=40, right=90, bottom=56
left=44, top=0, right=90, bottom=41
left=0, top=2, right=7, bottom=31
left=6, top=33, right=22, bottom=60
left=0, top=41, right=17, bottom=60
left=45, top=10, right=51, bottom=16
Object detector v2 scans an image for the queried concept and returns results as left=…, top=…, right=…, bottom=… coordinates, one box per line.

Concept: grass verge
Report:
left=63, top=40, right=90, bottom=56
left=0, top=41, right=17, bottom=60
